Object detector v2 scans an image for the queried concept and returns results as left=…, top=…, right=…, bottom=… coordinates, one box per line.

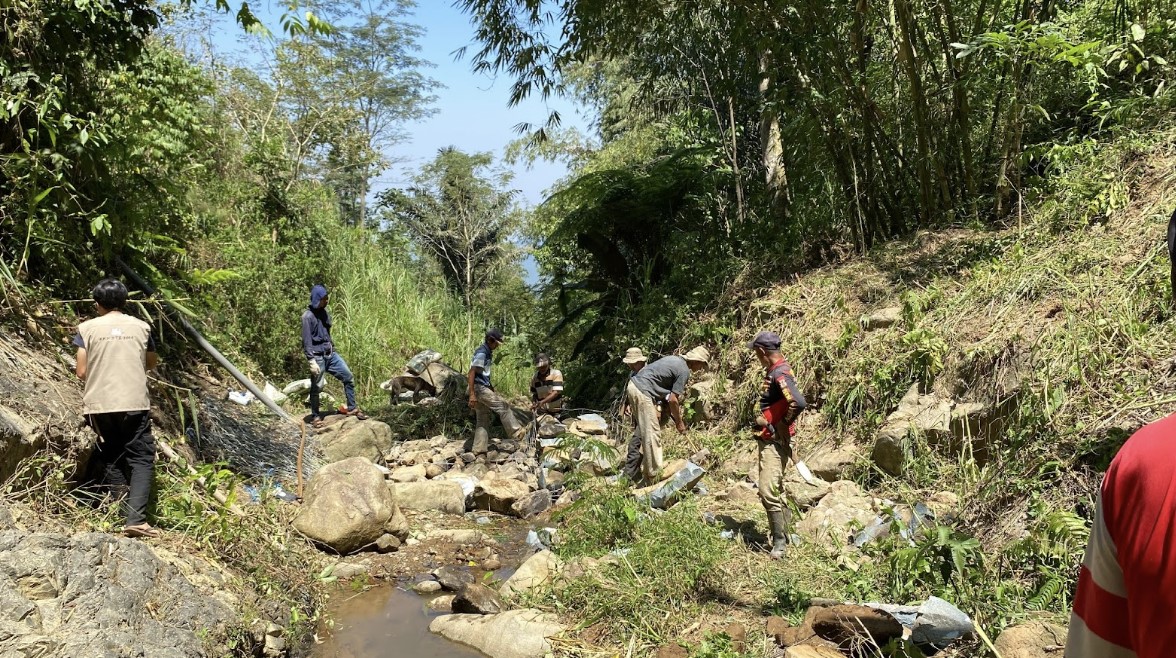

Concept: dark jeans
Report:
left=623, top=434, right=643, bottom=483
left=310, top=352, right=357, bottom=415
left=85, top=411, right=156, bottom=526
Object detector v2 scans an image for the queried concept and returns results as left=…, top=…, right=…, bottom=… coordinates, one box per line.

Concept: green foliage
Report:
left=553, top=483, right=644, bottom=557
left=378, top=147, right=524, bottom=310
left=690, top=633, right=745, bottom=658
left=553, top=487, right=728, bottom=647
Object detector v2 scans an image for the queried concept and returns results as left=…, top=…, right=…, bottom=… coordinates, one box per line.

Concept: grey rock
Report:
left=510, top=490, right=552, bottom=520
left=389, top=464, right=427, bottom=483
left=413, top=580, right=442, bottom=594
left=429, top=609, right=566, bottom=658
left=0, top=531, right=235, bottom=657
left=862, top=306, right=902, bottom=330
left=316, top=417, right=395, bottom=465
left=373, top=534, right=401, bottom=553
left=500, top=550, right=561, bottom=598
left=332, top=561, right=369, bottom=579
left=427, top=594, right=455, bottom=612
left=872, top=433, right=906, bottom=475
left=294, top=457, right=402, bottom=553
left=796, top=481, right=877, bottom=544
left=426, top=529, right=487, bottom=545
left=453, top=583, right=505, bottom=614
left=433, top=565, right=475, bottom=591
left=805, top=445, right=862, bottom=481
left=390, top=481, right=467, bottom=515
left=473, top=479, right=530, bottom=514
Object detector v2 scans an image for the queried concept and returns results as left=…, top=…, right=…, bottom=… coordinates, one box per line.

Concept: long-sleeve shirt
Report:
left=758, top=358, right=806, bottom=440
left=301, top=308, right=333, bottom=359
left=1068, top=413, right=1176, bottom=658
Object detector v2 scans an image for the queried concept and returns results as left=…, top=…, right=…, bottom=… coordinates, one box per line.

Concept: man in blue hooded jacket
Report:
left=302, top=284, right=365, bottom=425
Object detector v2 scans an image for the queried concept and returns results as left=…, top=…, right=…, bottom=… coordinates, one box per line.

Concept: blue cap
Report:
left=748, top=331, right=782, bottom=350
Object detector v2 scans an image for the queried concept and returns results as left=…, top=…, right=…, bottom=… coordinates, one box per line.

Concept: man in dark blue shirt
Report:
left=466, top=328, right=524, bottom=456
left=623, top=346, right=709, bottom=484
left=302, top=284, right=365, bottom=426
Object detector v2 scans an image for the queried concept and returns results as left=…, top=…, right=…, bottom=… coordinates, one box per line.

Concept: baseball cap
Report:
left=748, top=331, right=782, bottom=350
left=485, top=328, right=504, bottom=343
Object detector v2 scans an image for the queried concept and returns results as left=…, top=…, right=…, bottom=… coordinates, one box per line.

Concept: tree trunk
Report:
left=759, top=47, right=790, bottom=222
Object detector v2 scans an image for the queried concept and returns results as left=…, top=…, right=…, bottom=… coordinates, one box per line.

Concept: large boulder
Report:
left=429, top=609, right=566, bottom=658
left=0, top=531, right=235, bottom=657
left=796, top=481, right=877, bottom=544
left=390, top=481, right=467, bottom=515
left=473, top=479, right=531, bottom=514
left=316, top=417, right=395, bottom=464
left=993, top=621, right=1068, bottom=658
left=501, top=550, right=562, bottom=598
left=294, top=457, right=401, bottom=553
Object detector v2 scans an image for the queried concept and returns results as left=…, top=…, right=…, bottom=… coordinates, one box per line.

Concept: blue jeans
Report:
left=310, top=352, right=356, bottom=415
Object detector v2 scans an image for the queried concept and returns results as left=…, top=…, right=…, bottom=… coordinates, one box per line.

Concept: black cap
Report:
left=485, top=328, right=504, bottom=343
left=748, top=331, right=782, bottom=350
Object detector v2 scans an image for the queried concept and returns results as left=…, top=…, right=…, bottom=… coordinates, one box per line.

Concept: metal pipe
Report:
left=116, top=258, right=294, bottom=422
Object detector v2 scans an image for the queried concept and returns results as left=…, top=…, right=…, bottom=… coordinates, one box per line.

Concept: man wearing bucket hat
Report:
left=623, top=346, right=709, bottom=484
left=467, top=328, right=525, bottom=456
left=530, top=353, right=565, bottom=416
left=749, top=330, right=807, bottom=559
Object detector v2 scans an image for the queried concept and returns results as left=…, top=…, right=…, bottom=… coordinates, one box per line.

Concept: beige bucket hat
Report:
left=622, top=347, right=648, bottom=364
left=683, top=346, right=711, bottom=365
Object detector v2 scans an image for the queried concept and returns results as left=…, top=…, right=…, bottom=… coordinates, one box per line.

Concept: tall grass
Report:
left=325, top=230, right=530, bottom=407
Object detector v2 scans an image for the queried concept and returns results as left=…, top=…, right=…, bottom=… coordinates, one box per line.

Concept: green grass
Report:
left=551, top=485, right=728, bottom=650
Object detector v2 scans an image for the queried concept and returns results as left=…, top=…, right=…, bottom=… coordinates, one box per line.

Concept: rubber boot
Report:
left=767, top=510, right=791, bottom=559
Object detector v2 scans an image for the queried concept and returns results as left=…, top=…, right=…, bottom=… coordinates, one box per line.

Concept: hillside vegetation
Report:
left=521, top=128, right=1176, bottom=657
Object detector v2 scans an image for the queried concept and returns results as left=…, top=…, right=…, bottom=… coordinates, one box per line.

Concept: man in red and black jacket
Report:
left=1067, top=413, right=1176, bottom=658
left=749, top=331, right=807, bottom=559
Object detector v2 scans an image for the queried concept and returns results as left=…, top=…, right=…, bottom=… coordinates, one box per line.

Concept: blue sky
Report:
left=181, top=0, right=588, bottom=206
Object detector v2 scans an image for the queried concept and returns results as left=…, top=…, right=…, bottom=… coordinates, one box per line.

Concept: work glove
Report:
left=308, top=358, right=321, bottom=377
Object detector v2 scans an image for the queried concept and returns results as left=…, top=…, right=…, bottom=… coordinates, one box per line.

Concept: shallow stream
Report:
left=311, top=585, right=484, bottom=658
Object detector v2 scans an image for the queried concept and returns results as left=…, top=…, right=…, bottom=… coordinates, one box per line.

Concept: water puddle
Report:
left=311, top=585, right=484, bottom=658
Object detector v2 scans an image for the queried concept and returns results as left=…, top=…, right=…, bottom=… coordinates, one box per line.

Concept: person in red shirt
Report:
left=1068, top=413, right=1176, bottom=657
left=749, top=331, right=806, bottom=559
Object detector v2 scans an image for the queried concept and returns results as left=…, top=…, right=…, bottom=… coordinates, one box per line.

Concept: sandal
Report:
left=124, top=524, right=161, bottom=539
left=338, top=406, right=368, bottom=420
left=311, top=416, right=326, bottom=429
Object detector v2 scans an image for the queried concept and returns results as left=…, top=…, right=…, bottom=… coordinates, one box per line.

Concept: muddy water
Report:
left=311, top=586, right=484, bottom=658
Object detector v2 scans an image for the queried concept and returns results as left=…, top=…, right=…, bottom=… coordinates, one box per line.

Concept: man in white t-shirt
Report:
left=73, top=279, right=159, bottom=538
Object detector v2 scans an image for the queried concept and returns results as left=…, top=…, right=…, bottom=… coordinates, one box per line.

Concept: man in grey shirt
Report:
left=623, top=347, right=710, bottom=485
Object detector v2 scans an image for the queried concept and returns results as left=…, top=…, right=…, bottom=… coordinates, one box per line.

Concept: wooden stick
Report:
left=297, top=419, right=307, bottom=500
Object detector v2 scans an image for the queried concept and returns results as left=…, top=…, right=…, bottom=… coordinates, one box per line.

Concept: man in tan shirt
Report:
left=73, top=279, right=159, bottom=538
